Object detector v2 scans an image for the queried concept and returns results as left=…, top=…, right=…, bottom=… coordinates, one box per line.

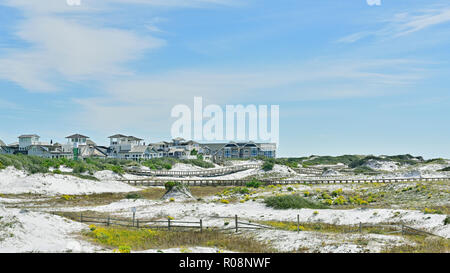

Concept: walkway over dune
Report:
left=125, top=163, right=261, bottom=178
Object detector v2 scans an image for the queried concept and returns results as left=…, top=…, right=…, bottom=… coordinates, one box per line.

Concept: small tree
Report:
left=262, top=159, right=274, bottom=171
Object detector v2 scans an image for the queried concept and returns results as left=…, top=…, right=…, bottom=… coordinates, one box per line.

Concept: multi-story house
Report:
left=200, top=141, right=276, bottom=162
left=108, top=134, right=157, bottom=161
left=62, top=134, right=106, bottom=159
left=149, top=138, right=200, bottom=159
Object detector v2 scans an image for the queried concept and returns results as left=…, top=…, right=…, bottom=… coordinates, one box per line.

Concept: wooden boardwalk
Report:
left=126, top=163, right=261, bottom=177
left=120, top=176, right=450, bottom=187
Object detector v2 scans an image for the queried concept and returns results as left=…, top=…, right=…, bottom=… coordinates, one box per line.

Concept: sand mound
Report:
left=161, top=183, right=195, bottom=201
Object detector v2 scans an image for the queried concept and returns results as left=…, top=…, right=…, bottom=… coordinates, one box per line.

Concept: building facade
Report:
left=200, top=141, right=277, bottom=162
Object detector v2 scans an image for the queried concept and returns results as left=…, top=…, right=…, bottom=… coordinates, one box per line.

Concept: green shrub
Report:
left=232, top=187, right=250, bottom=194
left=53, top=169, right=62, bottom=174
left=264, top=194, right=328, bottom=210
left=164, top=181, right=183, bottom=191
left=182, top=159, right=214, bottom=168
left=262, top=160, right=274, bottom=171
left=108, top=165, right=124, bottom=174
left=126, top=193, right=142, bottom=199
left=444, top=216, right=450, bottom=225
left=246, top=179, right=262, bottom=188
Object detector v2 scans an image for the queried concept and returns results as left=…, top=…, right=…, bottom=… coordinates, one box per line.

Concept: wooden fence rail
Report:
left=54, top=213, right=444, bottom=238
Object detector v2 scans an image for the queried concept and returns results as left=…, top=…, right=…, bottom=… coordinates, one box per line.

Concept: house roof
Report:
left=66, top=134, right=89, bottom=139
left=127, top=136, right=144, bottom=141
left=0, top=139, right=5, bottom=146
left=109, top=134, right=143, bottom=141
left=86, top=139, right=97, bottom=146
left=118, top=145, right=149, bottom=154
left=18, top=134, right=39, bottom=138
left=108, top=134, right=128, bottom=138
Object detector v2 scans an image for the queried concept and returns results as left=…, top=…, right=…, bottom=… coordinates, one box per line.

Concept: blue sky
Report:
left=0, top=0, right=449, bottom=158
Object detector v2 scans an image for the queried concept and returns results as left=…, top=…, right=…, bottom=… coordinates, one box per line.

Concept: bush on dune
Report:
left=264, top=194, right=328, bottom=210
left=0, top=154, right=130, bottom=175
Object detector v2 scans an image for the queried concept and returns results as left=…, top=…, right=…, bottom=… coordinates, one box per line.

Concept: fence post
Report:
left=297, top=215, right=300, bottom=234
left=235, top=215, right=238, bottom=233
left=401, top=224, right=405, bottom=236
left=200, top=219, right=203, bottom=233
left=359, top=222, right=362, bottom=233
left=168, top=218, right=171, bottom=231
left=80, top=212, right=83, bottom=223
left=137, top=219, right=140, bottom=229
left=107, top=216, right=110, bottom=227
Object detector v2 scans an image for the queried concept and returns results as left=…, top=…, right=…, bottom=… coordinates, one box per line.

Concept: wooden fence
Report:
left=119, top=176, right=450, bottom=187
left=55, top=213, right=444, bottom=238
left=68, top=212, right=204, bottom=232
left=125, top=164, right=261, bottom=178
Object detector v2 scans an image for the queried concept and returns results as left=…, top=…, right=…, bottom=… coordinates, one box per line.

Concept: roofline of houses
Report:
left=1, top=133, right=277, bottom=161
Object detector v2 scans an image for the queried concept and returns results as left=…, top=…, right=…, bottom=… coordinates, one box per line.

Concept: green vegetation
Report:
left=0, top=154, right=215, bottom=176
left=246, top=179, right=263, bottom=188
left=349, top=154, right=423, bottom=168
left=164, top=181, right=183, bottom=191
left=438, top=167, right=450, bottom=172
left=261, top=159, right=275, bottom=171
left=142, top=158, right=176, bottom=170
left=125, top=193, right=142, bottom=199
left=425, top=158, right=447, bottom=165
left=383, top=236, right=450, bottom=253
left=303, top=155, right=362, bottom=167
left=264, top=194, right=328, bottom=210
left=0, top=154, right=128, bottom=175
left=85, top=225, right=274, bottom=252
left=353, top=166, right=379, bottom=175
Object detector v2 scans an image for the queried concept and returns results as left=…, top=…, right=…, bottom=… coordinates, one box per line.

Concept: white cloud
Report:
left=0, top=2, right=165, bottom=92
left=72, top=58, right=424, bottom=130
left=338, top=7, right=450, bottom=43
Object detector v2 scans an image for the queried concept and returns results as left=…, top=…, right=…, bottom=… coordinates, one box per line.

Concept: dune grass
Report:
left=84, top=225, right=275, bottom=253
left=383, top=236, right=450, bottom=253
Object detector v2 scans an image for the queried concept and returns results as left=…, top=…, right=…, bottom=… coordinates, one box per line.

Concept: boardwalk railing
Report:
left=119, top=176, right=450, bottom=187
left=126, top=164, right=261, bottom=177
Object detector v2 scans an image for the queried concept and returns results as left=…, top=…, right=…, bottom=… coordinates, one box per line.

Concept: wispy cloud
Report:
left=338, top=6, right=450, bottom=43
left=0, top=0, right=235, bottom=92
left=72, top=58, right=425, bottom=131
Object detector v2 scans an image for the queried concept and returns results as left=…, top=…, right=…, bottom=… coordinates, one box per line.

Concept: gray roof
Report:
left=66, top=134, right=89, bottom=139
left=18, top=134, right=40, bottom=138
left=119, top=146, right=149, bottom=154
left=108, top=134, right=128, bottom=138
left=109, top=134, right=143, bottom=141
left=127, top=136, right=144, bottom=141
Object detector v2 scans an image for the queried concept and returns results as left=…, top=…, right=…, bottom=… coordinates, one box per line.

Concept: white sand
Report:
left=0, top=205, right=98, bottom=253
left=0, top=167, right=139, bottom=195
